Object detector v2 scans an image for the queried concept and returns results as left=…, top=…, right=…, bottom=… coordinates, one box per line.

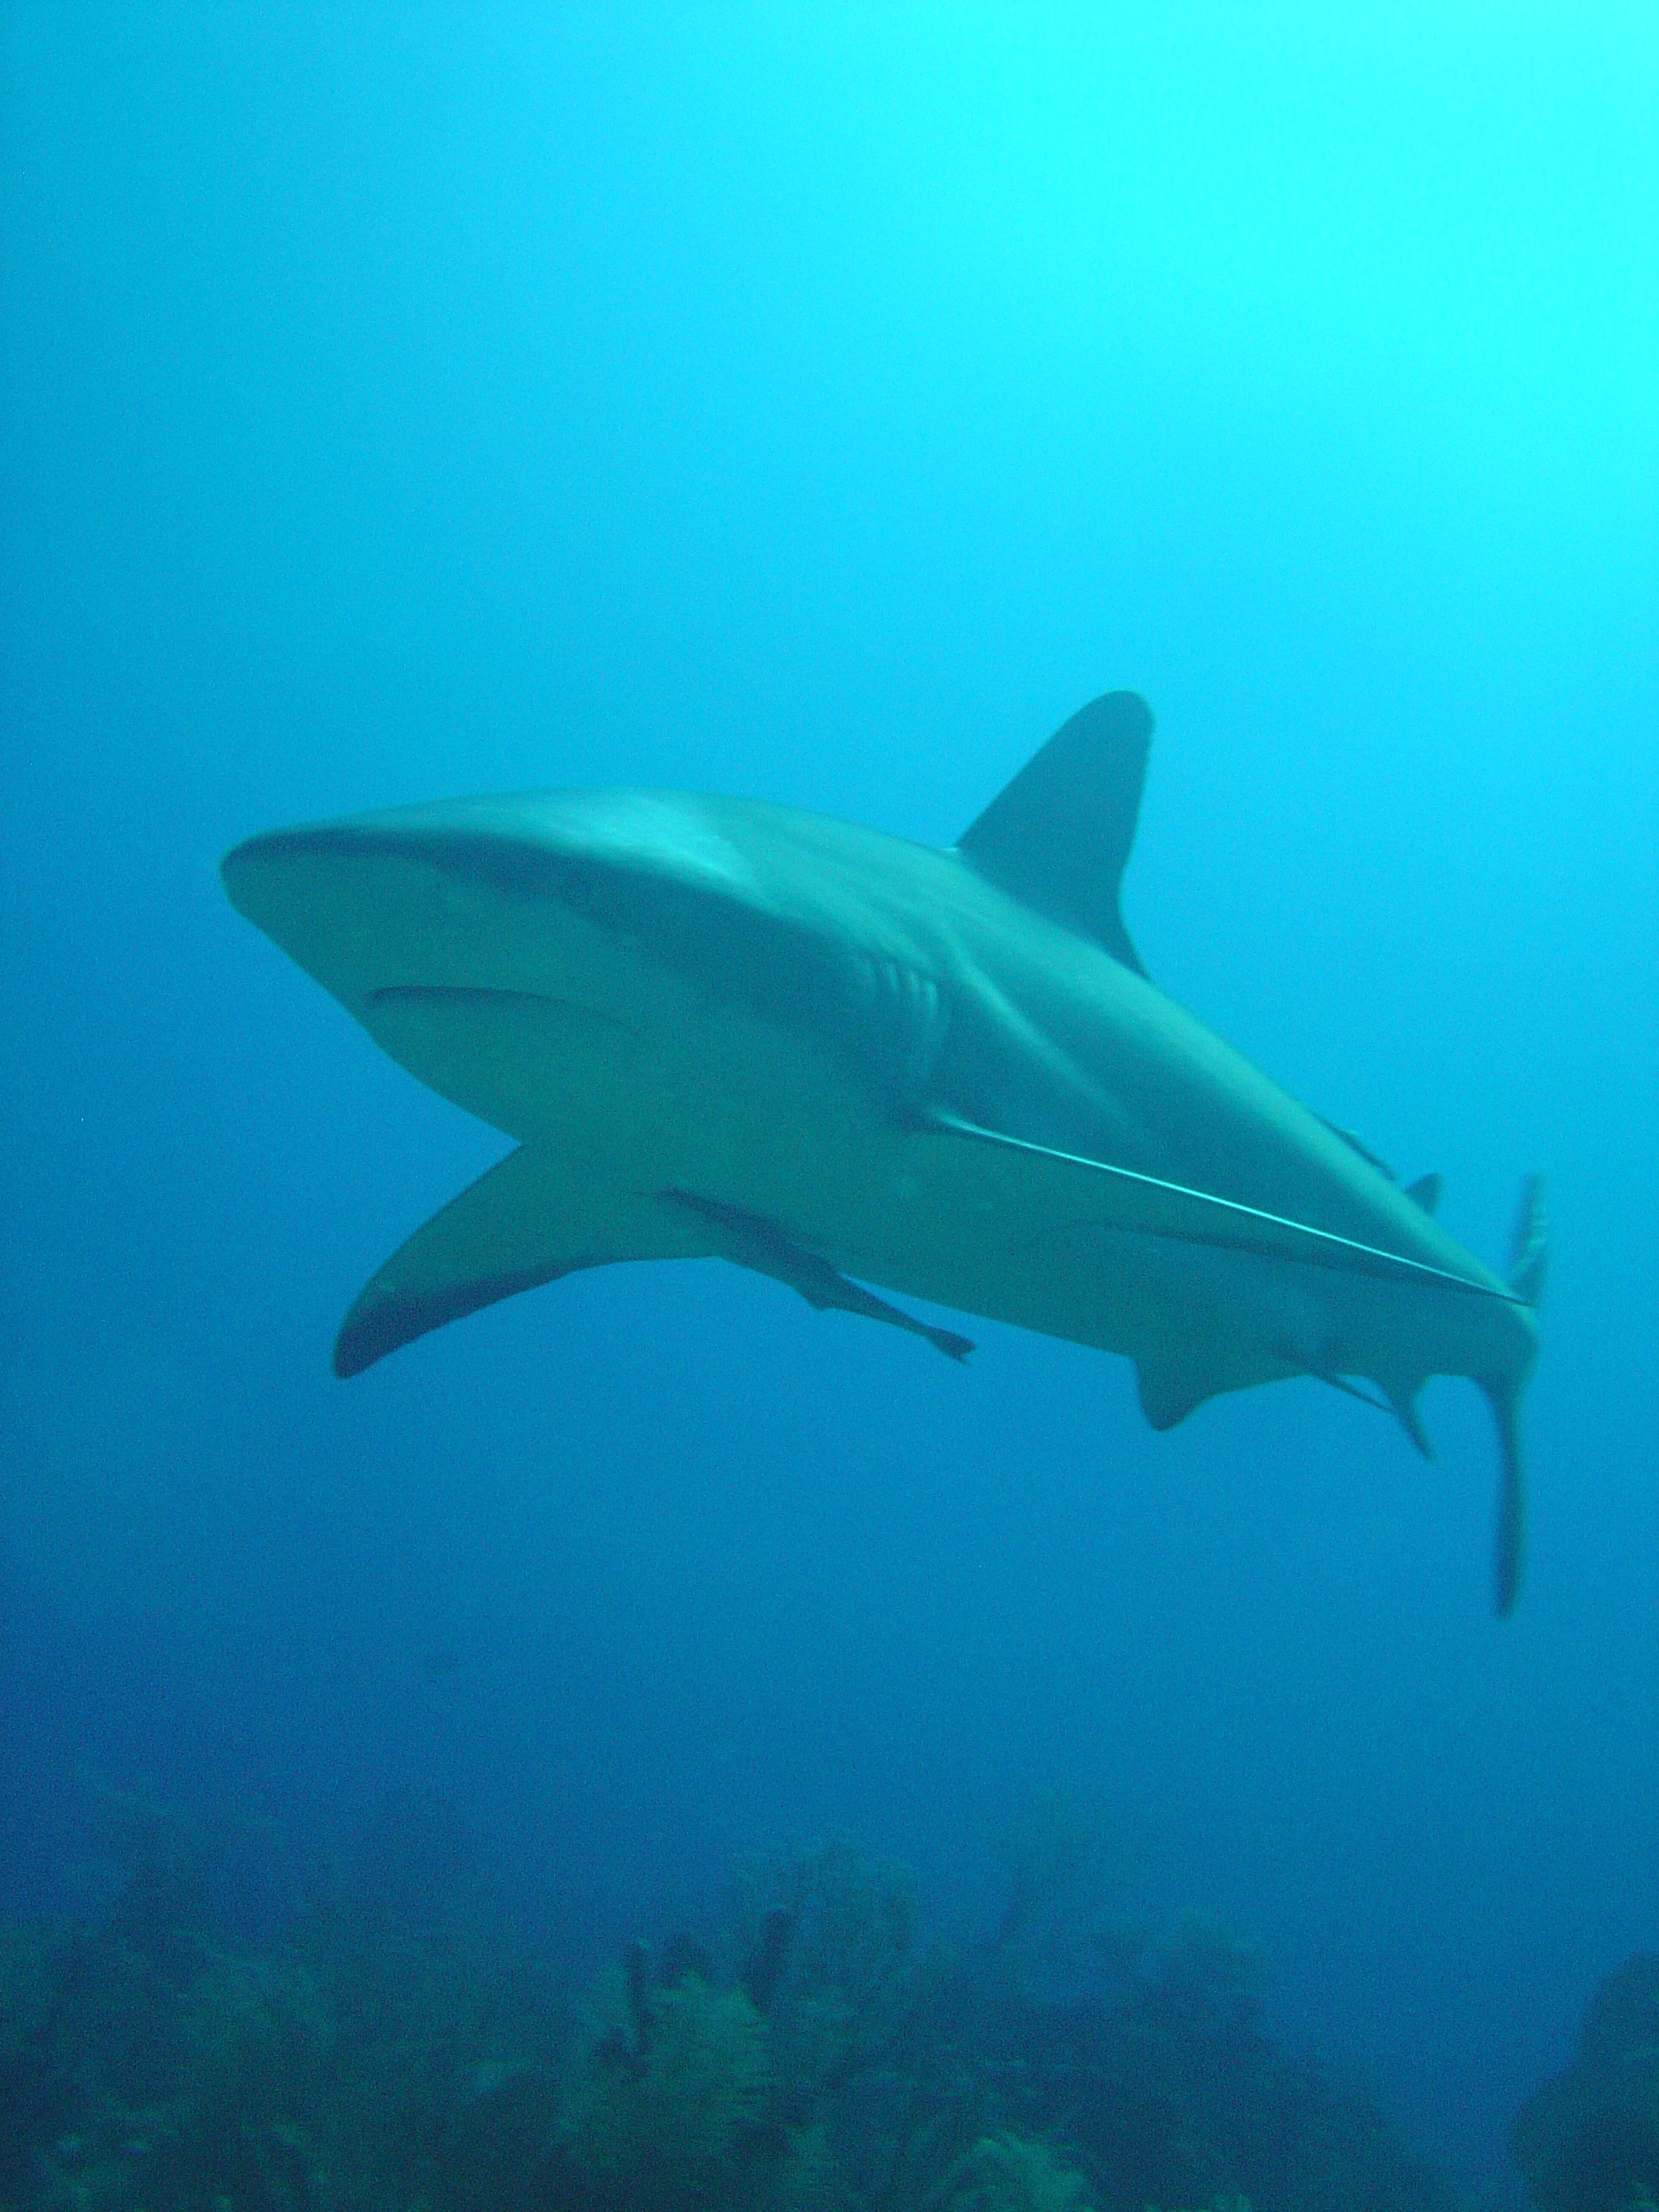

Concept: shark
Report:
left=222, top=692, right=1545, bottom=1611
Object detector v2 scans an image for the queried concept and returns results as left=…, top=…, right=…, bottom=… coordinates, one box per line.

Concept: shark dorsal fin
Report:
left=1405, top=1172, right=1442, bottom=1214
left=957, top=690, right=1153, bottom=975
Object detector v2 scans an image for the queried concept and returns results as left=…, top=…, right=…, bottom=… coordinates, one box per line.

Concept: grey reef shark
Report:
left=224, top=693, right=1545, bottom=1612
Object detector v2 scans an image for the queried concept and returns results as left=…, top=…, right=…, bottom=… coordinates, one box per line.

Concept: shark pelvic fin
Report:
left=1135, top=1350, right=1220, bottom=1430
left=661, top=1190, right=974, bottom=1359
left=957, top=691, right=1152, bottom=975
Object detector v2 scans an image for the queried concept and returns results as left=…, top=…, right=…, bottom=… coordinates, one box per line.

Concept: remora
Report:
left=223, top=693, right=1545, bottom=1611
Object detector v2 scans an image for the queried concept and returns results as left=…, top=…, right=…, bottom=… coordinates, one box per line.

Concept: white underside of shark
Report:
left=223, top=694, right=1545, bottom=1611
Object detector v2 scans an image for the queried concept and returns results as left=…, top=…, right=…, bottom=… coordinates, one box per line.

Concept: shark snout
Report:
left=221, top=789, right=789, bottom=1028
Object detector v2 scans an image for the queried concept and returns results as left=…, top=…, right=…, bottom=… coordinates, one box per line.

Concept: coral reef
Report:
left=0, top=1807, right=1458, bottom=2212
left=928, top=2132, right=1097, bottom=2209
left=1512, top=1954, right=1659, bottom=2211
left=556, top=1965, right=784, bottom=2209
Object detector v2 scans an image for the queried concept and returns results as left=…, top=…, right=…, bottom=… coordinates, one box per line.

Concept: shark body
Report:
left=223, top=693, right=1545, bottom=1610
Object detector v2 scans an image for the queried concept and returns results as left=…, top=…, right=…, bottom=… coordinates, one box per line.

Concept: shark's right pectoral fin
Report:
left=334, top=1146, right=713, bottom=1377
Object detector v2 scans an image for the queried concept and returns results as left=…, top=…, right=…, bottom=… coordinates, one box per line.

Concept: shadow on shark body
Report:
left=223, top=693, right=1545, bottom=1612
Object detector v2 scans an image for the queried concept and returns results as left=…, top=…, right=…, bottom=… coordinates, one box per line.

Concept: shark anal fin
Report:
left=957, top=691, right=1152, bottom=975
left=1388, top=1388, right=1435, bottom=1459
left=335, top=1146, right=712, bottom=1377
left=661, top=1190, right=974, bottom=1361
left=1300, top=1369, right=1435, bottom=1460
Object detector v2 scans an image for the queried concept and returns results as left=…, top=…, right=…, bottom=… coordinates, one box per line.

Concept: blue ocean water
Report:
left=2, top=9, right=1654, bottom=2203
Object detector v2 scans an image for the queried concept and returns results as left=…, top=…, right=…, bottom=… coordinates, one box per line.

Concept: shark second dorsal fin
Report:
left=957, top=691, right=1153, bottom=975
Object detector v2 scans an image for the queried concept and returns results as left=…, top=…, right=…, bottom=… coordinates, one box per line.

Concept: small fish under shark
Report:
left=223, top=692, right=1545, bottom=1611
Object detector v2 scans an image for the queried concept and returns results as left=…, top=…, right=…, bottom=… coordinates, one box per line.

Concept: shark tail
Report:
left=1481, top=1380, right=1528, bottom=1619
left=1481, top=1174, right=1548, bottom=1617
left=1506, top=1172, right=1548, bottom=1307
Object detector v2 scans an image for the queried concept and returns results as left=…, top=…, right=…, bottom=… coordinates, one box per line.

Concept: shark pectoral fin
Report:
left=335, top=1146, right=712, bottom=1377
left=661, top=1190, right=974, bottom=1361
left=957, top=691, right=1153, bottom=975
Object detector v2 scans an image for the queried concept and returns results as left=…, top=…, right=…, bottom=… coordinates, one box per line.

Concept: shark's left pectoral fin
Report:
left=1507, top=1173, right=1548, bottom=1308
left=334, top=1146, right=713, bottom=1377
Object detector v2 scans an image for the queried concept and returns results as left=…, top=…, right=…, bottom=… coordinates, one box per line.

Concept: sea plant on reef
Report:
left=0, top=1801, right=1464, bottom=2212
left=1512, top=1954, right=1659, bottom=2211
left=928, top=2131, right=1097, bottom=2209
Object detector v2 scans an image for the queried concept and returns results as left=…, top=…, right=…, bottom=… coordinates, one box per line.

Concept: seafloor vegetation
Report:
left=0, top=1785, right=1650, bottom=2212
left=1510, top=1955, right=1659, bottom=2212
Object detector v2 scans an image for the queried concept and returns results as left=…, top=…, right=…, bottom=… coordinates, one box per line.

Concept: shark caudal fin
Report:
left=1482, top=1381, right=1528, bottom=1619
left=1481, top=1174, right=1548, bottom=1616
left=1507, top=1173, right=1548, bottom=1309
